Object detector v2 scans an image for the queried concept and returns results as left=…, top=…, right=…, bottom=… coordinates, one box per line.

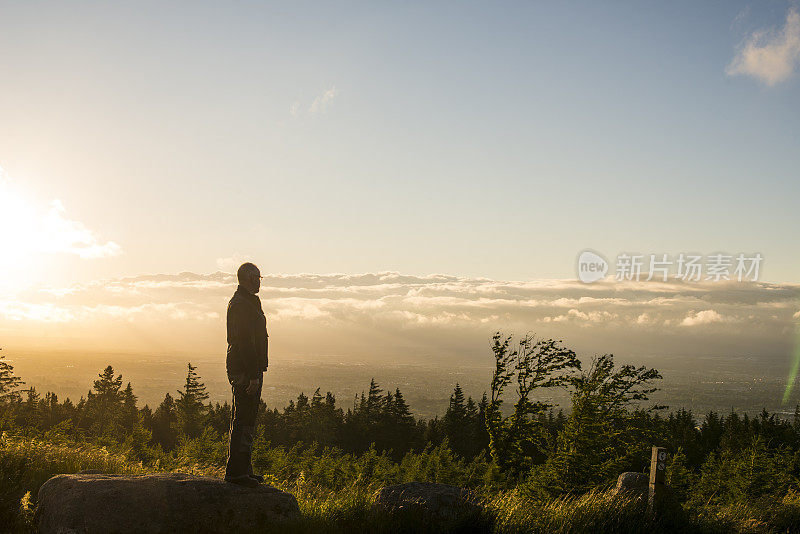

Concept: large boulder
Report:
left=36, top=473, right=300, bottom=534
left=372, top=482, right=483, bottom=519
left=612, top=471, right=649, bottom=500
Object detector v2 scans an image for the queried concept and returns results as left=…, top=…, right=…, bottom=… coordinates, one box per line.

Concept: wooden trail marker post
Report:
left=648, top=446, right=667, bottom=517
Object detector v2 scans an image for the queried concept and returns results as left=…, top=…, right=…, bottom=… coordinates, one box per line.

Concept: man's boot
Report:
left=225, top=475, right=259, bottom=488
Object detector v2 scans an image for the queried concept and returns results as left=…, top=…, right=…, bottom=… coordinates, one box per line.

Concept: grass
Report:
left=0, top=432, right=146, bottom=532
left=2, top=433, right=800, bottom=533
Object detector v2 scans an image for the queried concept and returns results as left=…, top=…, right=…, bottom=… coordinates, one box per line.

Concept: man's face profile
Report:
left=249, top=270, right=261, bottom=294
left=238, top=263, right=262, bottom=294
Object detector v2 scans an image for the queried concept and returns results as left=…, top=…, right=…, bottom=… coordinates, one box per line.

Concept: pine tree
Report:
left=20, top=386, right=42, bottom=428
left=306, top=389, right=340, bottom=446
left=444, top=383, right=469, bottom=457
left=175, top=363, right=209, bottom=439
left=94, top=366, right=124, bottom=398
left=392, top=388, right=414, bottom=426
left=366, top=378, right=383, bottom=425
left=666, top=447, right=697, bottom=502
left=84, top=366, right=124, bottom=437
left=375, top=387, right=415, bottom=458
left=0, top=349, right=24, bottom=402
left=152, top=393, right=178, bottom=451
left=121, top=383, right=139, bottom=432
left=43, top=391, right=60, bottom=429
left=312, top=388, right=324, bottom=408
left=473, top=392, right=490, bottom=455
left=464, top=395, right=482, bottom=458
left=447, top=384, right=467, bottom=420
left=377, top=390, right=395, bottom=451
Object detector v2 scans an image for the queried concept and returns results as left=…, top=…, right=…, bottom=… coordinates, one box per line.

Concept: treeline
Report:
left=0, top=359, right=490, bottom=462
left=2, top=334, right=800, bottom=506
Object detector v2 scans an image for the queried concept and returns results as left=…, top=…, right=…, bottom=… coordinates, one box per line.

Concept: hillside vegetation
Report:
left=2, top=332, right=800, bottom=533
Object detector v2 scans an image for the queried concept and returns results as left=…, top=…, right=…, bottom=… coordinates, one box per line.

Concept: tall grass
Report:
left=488, top=488, right=668, bottom=534
left=3, top=433, right=800, bottom=533
left=0, top=432, right=145, bottom=532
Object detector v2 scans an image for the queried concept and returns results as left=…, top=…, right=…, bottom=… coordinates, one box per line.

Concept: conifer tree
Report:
left=121, top=382, right=139, bottom=432
left=366, top=378, right=383, bottom=424
left=84, top=366, right=124, bottom=437
left=176, top=363, right=209, bottom=439
left=445, top=383, right=470, bottom=457
left=43, top=391, right=60, bottom=429
left=152, top=393, right=178, bottom=451
left=20, top=386, right=42, bottom=428
left=392, top=388, right=414, bottom=426
left=0, top=349, right=24, bottom=402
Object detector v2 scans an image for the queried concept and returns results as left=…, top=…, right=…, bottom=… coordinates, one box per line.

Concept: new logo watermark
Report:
left=576, top=250, right=609, bottom=283
left=576, top=250, right=762, bottom=284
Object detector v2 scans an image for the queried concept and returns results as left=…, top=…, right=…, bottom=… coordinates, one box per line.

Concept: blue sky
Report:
left=0, top=1, right=798, bottom=288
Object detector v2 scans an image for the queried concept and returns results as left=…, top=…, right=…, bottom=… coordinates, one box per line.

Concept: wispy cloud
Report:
left=727, top=7, right=800, bottom=86
left=308, top=86, right=337, bottom=114
left=287, top=87, right=338, bottom=118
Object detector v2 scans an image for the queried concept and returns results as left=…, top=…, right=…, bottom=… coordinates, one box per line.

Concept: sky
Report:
left=0, top=2, right=798, bottom=367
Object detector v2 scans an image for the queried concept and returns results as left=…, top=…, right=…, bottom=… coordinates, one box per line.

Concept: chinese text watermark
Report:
left=576, top=250, right=762, bottom=284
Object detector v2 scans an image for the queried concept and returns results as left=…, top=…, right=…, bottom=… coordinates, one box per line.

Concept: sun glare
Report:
left=0, top=168, right=122, bottom=293
left=0, top=175, right=41, bottom=289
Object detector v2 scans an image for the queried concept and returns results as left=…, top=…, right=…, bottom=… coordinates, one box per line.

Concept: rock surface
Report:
left=36, top=473, right=300, bottom=534
left=372, top=481, right=483, bottom=518
left=612, top=471, right=649, bottom=500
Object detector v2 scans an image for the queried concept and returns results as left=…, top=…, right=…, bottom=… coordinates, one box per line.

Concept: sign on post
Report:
left=648, top=446, right=667, bottom=517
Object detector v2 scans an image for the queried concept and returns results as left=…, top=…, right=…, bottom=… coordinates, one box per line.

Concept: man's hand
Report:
left=246, top=378, right=260, bottom=396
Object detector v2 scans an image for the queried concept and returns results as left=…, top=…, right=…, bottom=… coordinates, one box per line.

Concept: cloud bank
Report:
left=2, top=271, right=797, bottom=365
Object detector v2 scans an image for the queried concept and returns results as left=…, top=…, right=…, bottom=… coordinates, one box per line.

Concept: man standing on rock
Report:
left=224, top=262, right=269, bottom=488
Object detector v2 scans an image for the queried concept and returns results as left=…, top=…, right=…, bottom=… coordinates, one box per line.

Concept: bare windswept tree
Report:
left=486, top=332, right=581, bottom=476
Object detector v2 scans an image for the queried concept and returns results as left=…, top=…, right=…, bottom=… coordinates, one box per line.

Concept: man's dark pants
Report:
left=225, top=372, right=262, bottom=479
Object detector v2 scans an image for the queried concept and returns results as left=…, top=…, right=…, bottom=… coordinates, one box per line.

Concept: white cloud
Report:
left=727, top=7, right=800, bottom=86
left=636, top=312, right=655, bottom=325
left=308, top=86, right=337, bottom=114
left=0, top=300, right=77, bottom=322
left=681, top=309, right=726, bottom=327
left=2, top=271, right=797, bottom=361
left=41, top=200, right=122, bottom=258
left=16, top=272, right=799, bottom=328
left=289, top=101, right=301, bottom=117
left=0, top=169, right=122, bottom=261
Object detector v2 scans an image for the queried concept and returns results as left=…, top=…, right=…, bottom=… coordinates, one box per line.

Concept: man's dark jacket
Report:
left=226, top=285, right=268, bottom=380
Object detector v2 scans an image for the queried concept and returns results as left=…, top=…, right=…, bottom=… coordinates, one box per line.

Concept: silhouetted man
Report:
left=224, top=262, right=268, bottom=487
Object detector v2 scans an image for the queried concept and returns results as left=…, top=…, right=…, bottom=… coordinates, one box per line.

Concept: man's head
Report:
left=237, top=262, right=261, bottom=294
